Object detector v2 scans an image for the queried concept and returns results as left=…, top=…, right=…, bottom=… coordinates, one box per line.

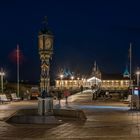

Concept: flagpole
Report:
left=129, top=43, right=132, bottom=109
left=17, top=45, right=19, bottom=97
left=130, top=43, right=132, bottom=86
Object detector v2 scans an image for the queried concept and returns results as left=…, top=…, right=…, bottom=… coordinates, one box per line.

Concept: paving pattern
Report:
left=0, top=91, right=140, bottom=140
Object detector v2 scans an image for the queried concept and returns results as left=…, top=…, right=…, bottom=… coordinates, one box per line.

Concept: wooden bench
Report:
left=0, top=94, right=11, bottom=104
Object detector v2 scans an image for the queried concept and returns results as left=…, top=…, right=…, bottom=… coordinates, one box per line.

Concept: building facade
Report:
left=55, top=63, right=130, bottom=90
left=55, top=78, right=130, bottom=90
left=55, top=78, right=87, bottom=89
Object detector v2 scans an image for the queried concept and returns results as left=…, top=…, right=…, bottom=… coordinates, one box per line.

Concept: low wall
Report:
left=6, top=108, right=87, bottom=124
left=53, top=109, right=87, bottom=121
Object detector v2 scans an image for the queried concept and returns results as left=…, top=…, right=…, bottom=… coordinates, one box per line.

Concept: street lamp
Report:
left=77, top=77, right=80, bottom=87
left=60, top=74, right=64, bottom=90
left=136, top=68, right=140, bottom=87
left=0, top=68, right=5, bottom=94
left=71, top=76, right=74, bottom=88
left=83, top=78, right=86, bottom=87
left=81, top=78, right=84, bottom=87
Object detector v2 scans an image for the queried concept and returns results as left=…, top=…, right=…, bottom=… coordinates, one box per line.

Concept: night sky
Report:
left=0, top=0, right=140, bottom=82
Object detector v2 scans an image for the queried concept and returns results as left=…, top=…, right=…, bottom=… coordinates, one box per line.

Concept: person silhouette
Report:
left=41, top=90, right=46, bottom=98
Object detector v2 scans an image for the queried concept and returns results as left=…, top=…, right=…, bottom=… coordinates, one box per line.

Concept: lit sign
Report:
left=134, top=90, right=139, bottom=96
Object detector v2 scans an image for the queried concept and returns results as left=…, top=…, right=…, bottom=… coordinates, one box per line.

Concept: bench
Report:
left=0, top=94, right=11, bottom=104
left=123, top=95, right=132, bottom=103
left=11, top=93, right=21, bottom=101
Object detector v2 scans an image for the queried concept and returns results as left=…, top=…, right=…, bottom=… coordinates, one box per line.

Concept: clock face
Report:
left=45, top=38, right=52, bottom=49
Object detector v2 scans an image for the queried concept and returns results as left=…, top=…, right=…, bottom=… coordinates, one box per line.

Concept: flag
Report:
left=9, top=44, right=25, bottom=64
left=8, top=44, right=25, bottom=97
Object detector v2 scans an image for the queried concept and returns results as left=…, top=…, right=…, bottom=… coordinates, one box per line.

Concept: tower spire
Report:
left=123, top=65, right=130, bottom=78
left=39, top=16, right=52, bottom=35
left=94, top=61, right=96, bottom=72
left=42, top=16, right=48, bottom=29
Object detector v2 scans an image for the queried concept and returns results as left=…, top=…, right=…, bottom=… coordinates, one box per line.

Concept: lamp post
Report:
left=71, top=76, right=74, bottom=89
left=77, top=77, right=80, bottom=88
left=0, top=68, right=5, bottom=94
left=60, top=74, right=64, bottom=90
left=83, top=78, right=86, bottom=87
left=136, top=67, right=140, bottom=87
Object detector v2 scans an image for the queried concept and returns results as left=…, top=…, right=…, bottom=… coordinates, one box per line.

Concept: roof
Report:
left=101, top=73, right=129, bottom=80
left=39, top=28, right=53, bottom=35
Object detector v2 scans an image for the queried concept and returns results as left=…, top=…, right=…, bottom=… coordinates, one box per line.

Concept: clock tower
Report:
left=38, top=17, right=54, bottom=93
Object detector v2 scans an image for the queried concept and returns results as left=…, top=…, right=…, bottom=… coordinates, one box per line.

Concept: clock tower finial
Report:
left=39, top=16, right=52, bottom=35
left=42, top=16, right=48, bottom=29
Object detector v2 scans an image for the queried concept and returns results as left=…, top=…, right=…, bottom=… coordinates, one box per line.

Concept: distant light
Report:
left=136, top=71, right=140, bottom=75
left=71, top=76, right=74, bottom=80
left=0, top=72, right=5, bottom=76
left=60, top=74, right=64, bottom=79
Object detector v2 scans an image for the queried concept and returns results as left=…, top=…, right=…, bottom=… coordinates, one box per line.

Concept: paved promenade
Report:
left=0, top=90, right=140, bottom=140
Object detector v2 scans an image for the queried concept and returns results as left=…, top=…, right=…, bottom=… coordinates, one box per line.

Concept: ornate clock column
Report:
left=38, top=18, right=53, bottom=94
